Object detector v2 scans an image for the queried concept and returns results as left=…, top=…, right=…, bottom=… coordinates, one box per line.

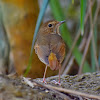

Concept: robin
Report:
left=34, top=20, right=65, bottom=84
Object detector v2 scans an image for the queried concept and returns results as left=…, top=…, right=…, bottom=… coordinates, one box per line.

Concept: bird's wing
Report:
left=50, top=42, right=65, bottom=63
left=48, top=42, right=65, bottom=70
left=49, top=34, right=65, bottom=63
left=57, top=42, right=65, bottom=62
left=34, top=43, right=50, bottom=65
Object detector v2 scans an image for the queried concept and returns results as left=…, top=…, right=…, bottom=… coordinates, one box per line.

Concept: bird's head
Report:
left=39, top=20, right=65, bottom=35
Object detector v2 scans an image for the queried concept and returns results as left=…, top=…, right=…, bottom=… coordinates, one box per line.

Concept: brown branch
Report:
left=44, top=84, right=100, bottom=99
left=63, top=37, right=87, bottom=75
left=61, top=1, right=94, bottom=75
left=78, top=0, right=93, bottom=74
left=93, top=0, right=100, bottom=25
left=91, top=0, right=100, bottom=70
left=32, top=80, right=69, bottom=100
left=78, top=0, right=100, bottom=74
left=92, top=37, right=99, bottom=70
left=28, top=79, right=100, bottom=99
left=63, top=56, right=74, bottom=75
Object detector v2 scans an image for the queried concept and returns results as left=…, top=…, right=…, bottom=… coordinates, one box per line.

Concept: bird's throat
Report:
left=55, top=26, right=60, bottom=35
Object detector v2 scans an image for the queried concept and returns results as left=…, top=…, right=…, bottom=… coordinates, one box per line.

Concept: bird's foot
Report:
left=51, top=80, right=61, bottom=86
left=43, top=78, right=47, bottom=84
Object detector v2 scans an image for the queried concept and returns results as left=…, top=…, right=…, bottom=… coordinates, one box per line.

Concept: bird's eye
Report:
left=48, top=24, right=52, bottom=27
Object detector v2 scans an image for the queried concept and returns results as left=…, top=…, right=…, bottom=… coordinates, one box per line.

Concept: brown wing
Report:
left=34, top=43, right=50, bottom=65
left=57, top=42, right=65, bottom=63
left=50, top=34, right=65, bottom=63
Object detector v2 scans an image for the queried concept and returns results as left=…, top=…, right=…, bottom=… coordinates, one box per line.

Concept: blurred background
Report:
left=0, top=0, right=100, bottom=78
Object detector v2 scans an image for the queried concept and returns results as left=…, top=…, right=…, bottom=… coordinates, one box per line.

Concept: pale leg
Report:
left=58, top=68, right=60, bottom=83
left=51, top=68, right=61, bottom=85
left=43, top=65, right=47, bottom=83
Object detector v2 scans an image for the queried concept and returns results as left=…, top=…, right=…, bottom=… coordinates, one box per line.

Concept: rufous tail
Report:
left=48, top=52, right=61, bottom=70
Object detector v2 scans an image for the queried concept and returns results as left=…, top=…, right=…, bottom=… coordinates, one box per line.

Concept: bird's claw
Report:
left=51, top=80, right=61, bottom=85
left=43, top=78, right=47, bottom=84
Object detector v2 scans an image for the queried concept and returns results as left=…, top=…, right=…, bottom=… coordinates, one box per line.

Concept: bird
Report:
left=34, top=20, right=66, bottom=84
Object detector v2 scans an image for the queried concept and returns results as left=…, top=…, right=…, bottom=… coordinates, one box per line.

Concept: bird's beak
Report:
left=58, top=20, right=66, bottom=26
left=55, top=20, right=66, bottom=35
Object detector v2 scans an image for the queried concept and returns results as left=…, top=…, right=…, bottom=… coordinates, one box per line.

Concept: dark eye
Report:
left=48, top=24, right=52, bottom=27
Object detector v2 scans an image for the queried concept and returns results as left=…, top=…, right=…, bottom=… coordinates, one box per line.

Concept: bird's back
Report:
left=34, top=33, right=65, bottom=67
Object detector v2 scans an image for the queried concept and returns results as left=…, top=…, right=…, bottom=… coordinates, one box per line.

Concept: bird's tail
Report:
left=48, top=52, right=61, bottom=70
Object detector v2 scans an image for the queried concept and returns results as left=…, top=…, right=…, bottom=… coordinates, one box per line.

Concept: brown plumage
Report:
left=34, top=20, right=65, bottom=84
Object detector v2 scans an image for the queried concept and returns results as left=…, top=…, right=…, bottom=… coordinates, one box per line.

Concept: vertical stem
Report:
left=78, top=0, right=93, bottom=74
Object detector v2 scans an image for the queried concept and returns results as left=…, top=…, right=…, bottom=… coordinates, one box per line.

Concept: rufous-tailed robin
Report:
left=34, top=20, right=65, bottom=84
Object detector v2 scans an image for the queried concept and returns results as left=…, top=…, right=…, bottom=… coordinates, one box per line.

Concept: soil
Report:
left=0, top=72, right=100, bottom=100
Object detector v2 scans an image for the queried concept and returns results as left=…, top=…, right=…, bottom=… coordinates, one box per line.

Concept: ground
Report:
left=0, top=72, right=100, bottom=100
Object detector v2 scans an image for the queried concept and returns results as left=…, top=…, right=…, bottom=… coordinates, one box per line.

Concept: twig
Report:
left=78, top=0, right=93, bottom=74
left=32, top=81, right=69, bottom=100
left=61, top=1, right=94, bottom=75
left=93, top=0, right=100, bottom=25
left=91, top=0, right=100, bottom=70
left=63, top=37, right=87, bottom=75
left=92, top=37, right=99, bottom=70
left=61, top=29, right=80, bottom=74
left=78, top=0, right=100, bottom=74
left=63, top=56, right=74, bottom=75
left=22, top=77, right=69, bottom=99
left=44, top=84, right=100, bottom=99
left=22, top=77, right=34, bottom=88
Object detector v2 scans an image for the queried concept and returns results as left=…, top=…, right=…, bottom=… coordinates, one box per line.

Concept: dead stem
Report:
left=61, top=1, right=94, bottom=75
left=63, top=37, right=87, bottom=75
left=91, top=0, right=100, bottom=70
left=78, top=0, right=100, bottom=74
left=63, top=56, right=74, bottom=75
left=32, top=80, right=70, bottom=100
left=45, top=84, right=100, bottom=99
left=92, top=37, right=99, bottom=70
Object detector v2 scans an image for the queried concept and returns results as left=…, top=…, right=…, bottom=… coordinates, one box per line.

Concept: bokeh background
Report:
left=0, top=0, right=100, bottom=78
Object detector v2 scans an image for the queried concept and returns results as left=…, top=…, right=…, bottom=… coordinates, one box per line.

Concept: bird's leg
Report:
left=58, top=68, right=61, bottom=83
left=51, top=65, right=61, bottom=85
left=58, top=66, right=61, bottom=85
left=43, top=65, right=47, bottom=83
